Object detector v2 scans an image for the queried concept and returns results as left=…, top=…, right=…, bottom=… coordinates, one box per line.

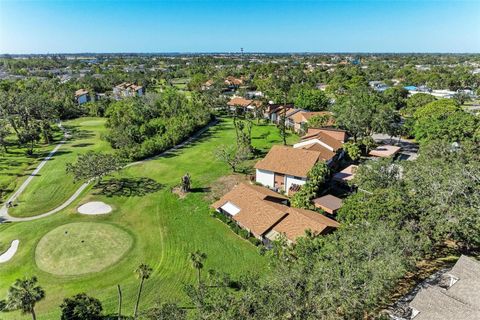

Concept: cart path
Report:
left=0, top=120, right=218, bottom=223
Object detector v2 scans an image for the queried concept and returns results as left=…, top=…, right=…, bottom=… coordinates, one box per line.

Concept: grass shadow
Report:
left=94, top=177, right=164, bottom=197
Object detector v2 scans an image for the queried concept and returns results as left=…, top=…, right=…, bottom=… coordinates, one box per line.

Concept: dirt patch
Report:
left=171, top=186, right=187, bottom=199
left=204, top=174, right=248, bottom=202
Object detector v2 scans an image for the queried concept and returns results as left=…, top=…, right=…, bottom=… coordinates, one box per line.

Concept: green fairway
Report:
left=35, top=222, right=133, bottom=276
left=0, top=117, right=297, bottom=319
left=0, top=128, right=63, bottom=203
left=9, top=118, right=112, bottom=217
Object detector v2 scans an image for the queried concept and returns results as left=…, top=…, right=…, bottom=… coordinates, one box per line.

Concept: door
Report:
left=274, top=173, right=285, bottom=190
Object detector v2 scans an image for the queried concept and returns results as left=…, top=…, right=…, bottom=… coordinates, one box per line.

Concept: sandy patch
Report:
left=77, top=201, right=112, bottom=215
left=0, top=240, right=19, bottom=263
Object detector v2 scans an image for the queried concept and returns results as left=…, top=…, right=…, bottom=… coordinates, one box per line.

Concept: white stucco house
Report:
left=254, top=145, right=324, bottom=195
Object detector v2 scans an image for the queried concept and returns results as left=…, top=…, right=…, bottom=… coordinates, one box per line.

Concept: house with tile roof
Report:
left=212, top=183, right=339, bottom=244
left=294, top=129, right=344, bottom=152
left=254, top=145, right=328, bottom=195
left=227, top=97, right=262, bottom=113
left=113, top=82, right=144, bottom=100
left=287, top=111, right=335, bottom=133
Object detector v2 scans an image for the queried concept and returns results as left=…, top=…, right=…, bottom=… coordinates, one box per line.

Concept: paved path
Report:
left=0, top=123, right=69, bottom=222
left=0, top=120, right=218, bottom=223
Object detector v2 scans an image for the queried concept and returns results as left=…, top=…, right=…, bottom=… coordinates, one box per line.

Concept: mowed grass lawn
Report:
left=0, top=117, right=297, bottom=319
left=0, top=128, right=63, bottom=203
left=9, top=118, right=112, bottom=217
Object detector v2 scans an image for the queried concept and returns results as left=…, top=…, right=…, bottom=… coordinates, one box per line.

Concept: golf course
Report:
left=0, top=117, right=296, bottom=319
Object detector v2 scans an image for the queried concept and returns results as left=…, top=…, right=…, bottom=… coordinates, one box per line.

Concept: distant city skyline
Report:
left=1, top=0, right=479, bottom=54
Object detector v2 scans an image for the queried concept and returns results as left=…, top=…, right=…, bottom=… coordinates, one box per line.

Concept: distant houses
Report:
left=113, top=82, right=144, bottom=100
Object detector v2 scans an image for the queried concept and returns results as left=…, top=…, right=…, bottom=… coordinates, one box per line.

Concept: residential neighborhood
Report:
left=0, top=0, right=479, bottom=319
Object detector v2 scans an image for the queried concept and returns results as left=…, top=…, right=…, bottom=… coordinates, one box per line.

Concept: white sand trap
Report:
left=77, top=201, right=112, bottom=215
left=0, top=240, right=19, bottom=263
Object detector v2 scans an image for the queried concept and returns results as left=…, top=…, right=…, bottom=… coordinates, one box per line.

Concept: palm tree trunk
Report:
left=31, top=308, right=37, bottom=320
left=117, top=284, right=122, bottom=320
left=197, top=268, right=201, bottom=288
left=133, top=278, right=144, bottom=319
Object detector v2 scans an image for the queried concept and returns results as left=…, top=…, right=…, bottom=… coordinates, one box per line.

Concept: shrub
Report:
left=239, top=229, right=250, bottom=239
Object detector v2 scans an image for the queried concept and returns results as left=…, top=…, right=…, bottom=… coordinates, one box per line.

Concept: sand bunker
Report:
left=0, top=240, right=19, bottom=263
left=77, top=201, right=112, bottom=215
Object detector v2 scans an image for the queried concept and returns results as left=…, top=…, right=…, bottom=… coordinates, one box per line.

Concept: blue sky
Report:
left=0, top=0, right=479, bottom=53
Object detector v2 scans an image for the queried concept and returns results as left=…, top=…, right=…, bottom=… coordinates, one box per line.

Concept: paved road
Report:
left=0, top=120, right=218, bottom=223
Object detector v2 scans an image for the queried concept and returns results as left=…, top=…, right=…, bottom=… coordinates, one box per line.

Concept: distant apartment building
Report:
left=113, top=83, right=144, bottom=99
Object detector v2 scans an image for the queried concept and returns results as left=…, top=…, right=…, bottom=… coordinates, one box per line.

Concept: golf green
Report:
left=35, top=222, right=133, bottom=276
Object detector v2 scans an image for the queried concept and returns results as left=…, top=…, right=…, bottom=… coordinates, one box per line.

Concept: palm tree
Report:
left=6, top=276, right=45, bottom=320
left=133, top=263, right=152, bottom=319
left=189, top=251, right=207, bottom=287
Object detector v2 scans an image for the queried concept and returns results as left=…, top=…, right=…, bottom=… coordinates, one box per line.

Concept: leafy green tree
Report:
left=294, top=88, right=330, bottom=111
left=144, top=303, right=186, bottom=320
left=382, top=86, right=408, bottom=110
left=372, top=103, right=402, bottom=138
left=66, top=151, right=124, bottom=182
left=291, top=162, right=329, bottom=209
left=343, top=141, right=361, bottom=161
left=403, top=140, right=480, bottom=250
left=133, top=264, right=153, bottom=319
left=452, top=92, right=471, bottom=105
left=0, top=120, right=10, bottom=153
left=403, top=93, right=436, bottom=117
left=353, top=158, right=402, bottom=192
left=189, top=250, right=207, bottom=287
left=214, top=145, right=247, bottom=173
left=413, top=99, right=478, bottom=143
left=5, top=277, right=45, bottom=320
left=333, top=89, right=381, bottom=142
left=60, top=293, right=103, bottom=320
left=307, top=114, right=332, bottom=129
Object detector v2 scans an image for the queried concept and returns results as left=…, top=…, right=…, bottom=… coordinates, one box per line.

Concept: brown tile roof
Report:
left=289, top=111, right=334, bottom=125
left=304, top=128, right=348, bottom=142
left=271, top=205, right=340, bottom=241
left=332, top=165, right=358, bottom=182
left=254, top=145, right=321, bottom=178
left=212, top=183, right=288, bottom=237
left=212, top=183, right=339, bottom=242
left=115, top=82, right=143, bottom=91
left=368, top=145, right=401, bottom=158
left=227, top=97, right=253, bottom=107
left=297, top=143, right=336, bottom=161
left=313, top=194, right=343, bottom=212
left=225, top=76, right=243, bottom=86
left=300, top=131, right=343, bottom=151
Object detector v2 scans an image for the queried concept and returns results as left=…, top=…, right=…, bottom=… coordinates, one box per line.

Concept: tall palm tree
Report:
left=189, top=251, right=207, bottom=287
left=6, top=276, right=45, bottom=320
left=133, top=263, right=152, bottom=319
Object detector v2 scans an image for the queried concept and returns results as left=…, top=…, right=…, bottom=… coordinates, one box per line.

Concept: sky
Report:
left=0, top=0, right=479, bottom=54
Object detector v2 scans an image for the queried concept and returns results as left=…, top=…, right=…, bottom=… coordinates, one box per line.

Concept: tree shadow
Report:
left=189, top=187, right=211, bottom=193
left=71, top=143, right=94, bottom=148
left=94, top=177, right=164, bottom=197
